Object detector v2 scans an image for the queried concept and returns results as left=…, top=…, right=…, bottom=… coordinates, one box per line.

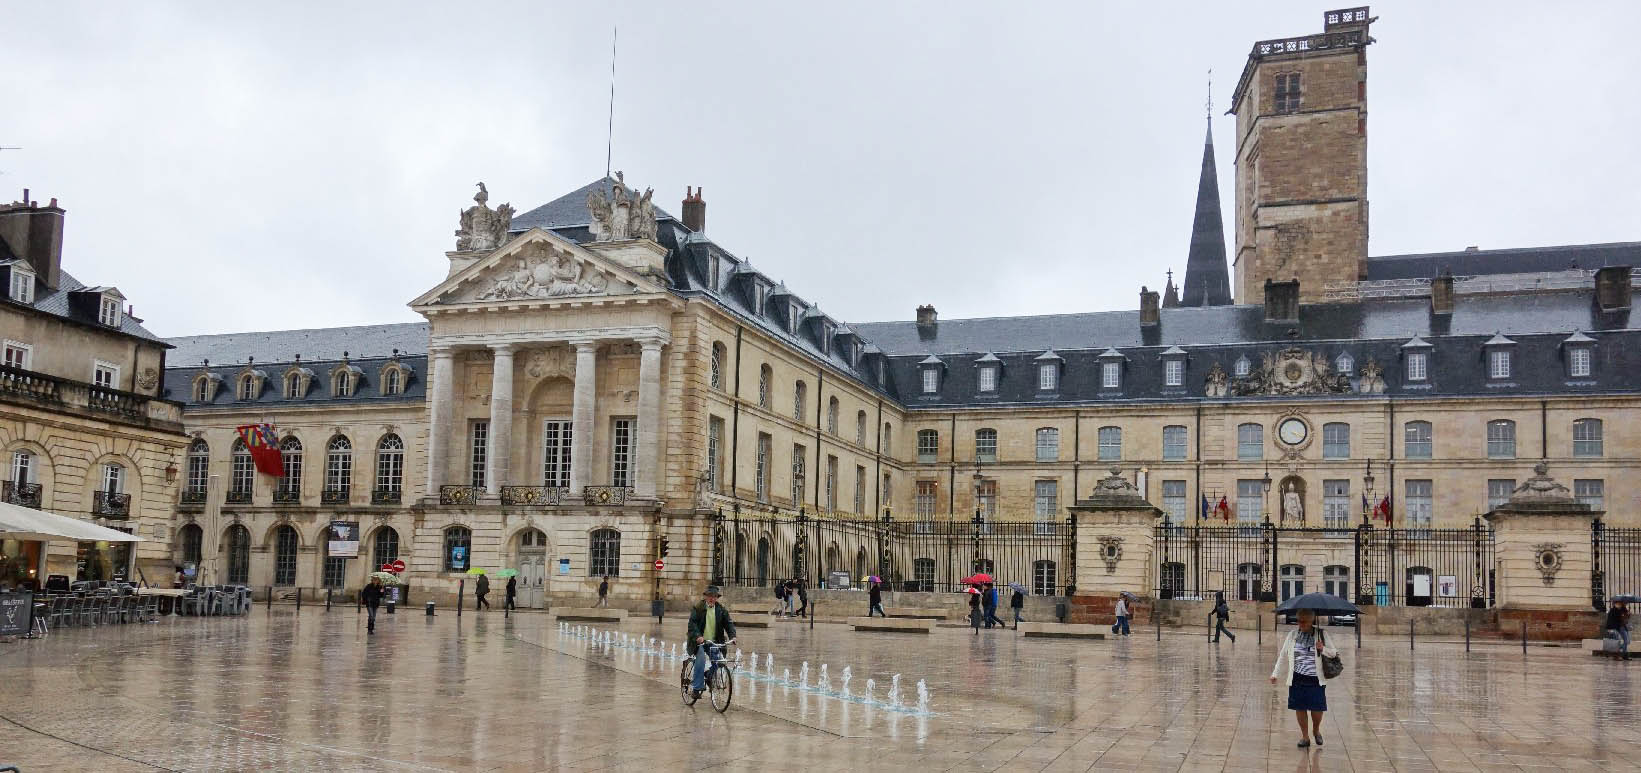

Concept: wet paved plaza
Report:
left=3, top=607, right=1640, bottom=772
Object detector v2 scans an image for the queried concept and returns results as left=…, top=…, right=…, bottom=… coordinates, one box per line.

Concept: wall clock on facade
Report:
left=1277, top=417, right=1309, bottom=447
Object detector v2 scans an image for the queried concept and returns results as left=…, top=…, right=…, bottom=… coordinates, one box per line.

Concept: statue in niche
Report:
left=1282, top=481, right=1304, bottom=523
left=455, top=182, right=515, bottom=252
left=586, top=172, right=658, bottom=242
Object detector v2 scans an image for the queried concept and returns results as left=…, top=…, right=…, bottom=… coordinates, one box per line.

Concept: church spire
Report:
left=1162, top=270, right=1180, bottom=308
left=1181, top=115, right=1233, bottom=306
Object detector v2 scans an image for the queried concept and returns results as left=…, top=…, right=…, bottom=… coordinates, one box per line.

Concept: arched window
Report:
left=373, top=527, right=400, bottom=569
left=757, top=365, right=772, bottom=409
left=827, top=396, right=839, bottom=435
left=193, top=378, right=211, bottom=403
left=1486, top=419, right=1515, bottom=459
left=443, top=526, right=471, bottom=571
left=1279, top=564, right=1306, bottom=602
left=1237, top=423, right=1263, bottom=460
left=178, top=523, right=203, bottom=566
left=710, top=342, right=726, bottom=390
left=1573, top=418, right=1604, bottom=457
left=974, top=428, right=998, bottom=462
left=326, top=435, right=353, bottom=498
left=913, top=557, right=936, bottom=592
left=284, top=372, right=302, bottom=399
left=273, top=525, right=299, bottom=586
left=229, top=438, right=253, bottom=501
left=225, top=524, right=251, bottom=585
left=375, top=434, right=404, bottom=501
left=589, top=528, right=621, bottom=577
left=1404, top=420, right=1433, bottom=459
left=793, top=380, right=807, bottom=421
left=384, top=368, right=401, bottom=396
left=1033, top=560, right=1058, bottom=596
left=333, top=371, right=353, bottom=397
left=1233, top=355, right=1251, bottom=378
left=1160, top=562, right=1186, bottom=599
left=856, top=410, right=867, bottom=445
left=756, top=536, right=771, bottom=586
left=917, top=429, right=939, bottom=463
left=238, top=374, right=256, bottom=401
left=322, top=526, right=347, bottom=588
left=185, top=439, right=210, bottom=498
left=518, top=527, right=547, bottom=549
left=277, top=436, right=303, bottom=500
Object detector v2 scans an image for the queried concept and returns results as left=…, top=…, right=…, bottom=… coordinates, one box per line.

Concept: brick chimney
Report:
left=681, top=186, right=706, bottom=233
left=0, top=190, right=65, bottom=290
left=1430, top=269, right=1455, bottom=315
left=915, top=304, right=938, bottom=334
left=1263, top=279, right=1300, bottom=323
left=1595, top=266, right=1633, bottom=312
left=1139, top=286, right=1160, bottom=327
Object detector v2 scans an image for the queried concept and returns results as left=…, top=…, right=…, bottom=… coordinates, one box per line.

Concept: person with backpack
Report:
left=771, top=581, right=788, bottom=616
left=1211, top=591, right=1236, bottom=643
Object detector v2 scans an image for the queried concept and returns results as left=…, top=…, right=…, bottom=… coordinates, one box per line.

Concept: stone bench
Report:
left=848, top=616, right=933, bottom=634
left=884, top=607, right=951, bottom=620
left=1018, top=622, right=1107, bottom=640
left=551, top=608, right=627, bottom=623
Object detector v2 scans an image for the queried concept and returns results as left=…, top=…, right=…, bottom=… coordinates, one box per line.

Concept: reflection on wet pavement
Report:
left=2, top=608, right=1639, bottom=771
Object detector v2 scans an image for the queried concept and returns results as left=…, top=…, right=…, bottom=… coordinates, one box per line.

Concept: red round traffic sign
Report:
left=654, top=559, right=665, bottom=570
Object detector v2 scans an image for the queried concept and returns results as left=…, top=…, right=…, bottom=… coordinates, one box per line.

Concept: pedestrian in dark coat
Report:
left=982, top=583, right=1004, bottom=628
left=1211, top=591, right=1236, bottom=643
left=361, top=577, right=385, bottom=633
left=967, top=587, right=982, bottom=635
left=869, top=581, right=886, bottom=617
left=1010, top=587, right=1025, bottom=628
left=795, top=583, right=809, bottom=617
left=474, top=573, right=490, bottom=611
left=504, top=576, right=517, bottom=611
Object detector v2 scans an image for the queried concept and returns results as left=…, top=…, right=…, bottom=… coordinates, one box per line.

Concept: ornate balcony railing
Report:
left=0, top=363, right=184, bottom=431
left=225, top=489, right=253, bottom=504
left=273, top=488, right=301, bottom=504
left=3, top=480, right=42, bottom=509
left=321, top=488, right=350, bottom=505
left=500, top=486, right=568, bottom=506
left=582, top=485, right=633, bottom=506
left=440, top=485, right=479, bottom=506
left=92, top=490, right=131, bottom=519
left=371, top=489, right=402, bottom=505
left=179, top=489, right=207, bottom=506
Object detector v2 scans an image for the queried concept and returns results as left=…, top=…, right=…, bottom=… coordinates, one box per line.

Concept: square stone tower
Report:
left=1229, top=7, right=1373, bottom=304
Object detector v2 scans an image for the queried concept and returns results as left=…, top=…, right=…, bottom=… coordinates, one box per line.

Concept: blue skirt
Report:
left=1287, top=673, right=1327, bottom=712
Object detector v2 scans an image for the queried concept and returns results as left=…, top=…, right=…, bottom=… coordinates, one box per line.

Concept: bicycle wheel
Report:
left=679, top=659, right=699, bottom=705
left=709, top=664, right=733, bottom=712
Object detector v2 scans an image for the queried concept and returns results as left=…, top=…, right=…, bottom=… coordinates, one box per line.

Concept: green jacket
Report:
left=686, top=602, right=736, bottom=657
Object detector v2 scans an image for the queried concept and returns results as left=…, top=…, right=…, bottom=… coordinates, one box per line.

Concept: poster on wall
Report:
left=558, top=558, right=570, bottom=576
left=451, top=546, right=468, bottom=570
left=328, top=521, right=360, bottom=558
left=1437, top=575, right=1458, bottom=598
left=1412, top=573, right=1432, bottom=597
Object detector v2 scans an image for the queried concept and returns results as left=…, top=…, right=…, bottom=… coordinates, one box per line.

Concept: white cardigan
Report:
left=1270, top=628, right=1338, bottom=687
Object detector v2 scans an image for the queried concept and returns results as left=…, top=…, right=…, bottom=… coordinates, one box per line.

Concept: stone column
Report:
left=569, top=340, right=598, bottom=492
left=487, top=343, right=516, bottom=496
left=1486, top=463, right=1601, bottom=611
left=1065, top=466, right=1162, bottom=624
left=426, top=346, right=455, bottom=497
left=635, top=337, right=665, bottom=498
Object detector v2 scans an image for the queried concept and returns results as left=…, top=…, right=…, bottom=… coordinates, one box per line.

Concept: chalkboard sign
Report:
left=0, top=592, right=33, bottom=637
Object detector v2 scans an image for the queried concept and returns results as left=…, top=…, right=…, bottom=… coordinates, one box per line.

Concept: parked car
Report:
left=1328, top=613, right=1357, bottom=627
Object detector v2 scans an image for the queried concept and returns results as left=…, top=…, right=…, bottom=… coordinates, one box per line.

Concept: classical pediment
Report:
left=412, top=229, right=661, bottom=308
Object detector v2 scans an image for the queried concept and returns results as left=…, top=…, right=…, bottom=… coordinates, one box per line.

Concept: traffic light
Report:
left=659, top=535, right=670, bottom=557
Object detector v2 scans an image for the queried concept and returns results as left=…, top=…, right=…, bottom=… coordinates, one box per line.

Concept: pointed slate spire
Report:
left=1162, top=270, right=1180, bottom=308
left=1182, top=120, right=1232, bottom=307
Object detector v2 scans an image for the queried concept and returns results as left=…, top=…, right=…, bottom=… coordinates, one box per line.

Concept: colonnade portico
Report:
left=422, top=327, right=671, bottom=501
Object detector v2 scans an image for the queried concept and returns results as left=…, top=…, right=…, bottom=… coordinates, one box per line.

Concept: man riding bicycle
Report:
left=687, top=585, right=737, bottom=700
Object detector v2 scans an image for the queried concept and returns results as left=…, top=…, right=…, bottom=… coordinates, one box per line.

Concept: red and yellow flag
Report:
left=236, top=424, right=284, bottom=476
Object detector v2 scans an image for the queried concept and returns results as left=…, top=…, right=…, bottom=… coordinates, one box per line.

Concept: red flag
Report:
left=1379, top=496, right=1392, bottom=525
left=236, top=424, right=284, bottom=476
left=1216, top=496, right=1230, bottom=521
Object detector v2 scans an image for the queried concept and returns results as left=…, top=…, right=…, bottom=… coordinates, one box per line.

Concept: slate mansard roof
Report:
left=164, top=323, right=429, bottom=407
left=1, top=265, right=166, bottom=343
left=1365, top=242, right=1641, bottom=281
left=163, top=351, right=426, bottom=407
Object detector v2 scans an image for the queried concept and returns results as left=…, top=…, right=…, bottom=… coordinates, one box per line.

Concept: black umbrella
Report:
left=1611, top=594, right=1641, bottom=604
left=1274, top=592, right=1360, bottom=615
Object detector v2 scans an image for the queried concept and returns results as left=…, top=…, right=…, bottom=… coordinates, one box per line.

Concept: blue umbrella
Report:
left=1274, top=592, right=1359, bottom=615
left=1007, top=583, right=1029, bottom=595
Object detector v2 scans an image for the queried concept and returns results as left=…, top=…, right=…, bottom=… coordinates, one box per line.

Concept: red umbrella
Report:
left=961, top=573, right=993, bottom=585
left=965, top=587, right=980, bottom=595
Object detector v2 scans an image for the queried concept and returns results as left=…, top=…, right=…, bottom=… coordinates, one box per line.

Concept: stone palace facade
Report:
left=154, top=7, right=1640, bottom=609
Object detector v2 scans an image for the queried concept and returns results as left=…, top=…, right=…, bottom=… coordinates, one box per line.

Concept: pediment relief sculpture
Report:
left=1230, top=347, right=1351, bottom=397
left=464, top=242, right=633, bottom=302
left=586, top=172, right=658, bottom=243
left=454, top=182, right=516, bottom=253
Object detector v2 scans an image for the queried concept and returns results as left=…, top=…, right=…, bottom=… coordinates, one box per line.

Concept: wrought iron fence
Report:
left=711, top=510, right=1074, bottom=596
left=1154, top=518, right=1494, bottom=608
left=1593, top=520, right=1641, bottom=609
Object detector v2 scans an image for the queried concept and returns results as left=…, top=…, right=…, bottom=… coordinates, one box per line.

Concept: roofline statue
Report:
left=455, top=182, right=515, bottom=252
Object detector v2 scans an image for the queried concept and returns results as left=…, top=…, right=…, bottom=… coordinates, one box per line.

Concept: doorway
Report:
left=516, top=528, right=548, bottom=609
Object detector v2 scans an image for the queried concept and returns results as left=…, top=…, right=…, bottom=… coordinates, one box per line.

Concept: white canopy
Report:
left=0, top=500, right=145, bottom=543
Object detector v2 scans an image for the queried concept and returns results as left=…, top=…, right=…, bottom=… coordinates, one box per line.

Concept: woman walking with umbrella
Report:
left=1271, top=592, right=1351, bottom=748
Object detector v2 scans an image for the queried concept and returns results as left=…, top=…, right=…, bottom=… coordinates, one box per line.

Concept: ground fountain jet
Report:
left=864, top=678, right=876, bottom=706
left=888, top=674, right=901, bottom=710
left=840, top=667, right=852, bottom=701
left=916, top=680, right=930, bottom=714
left=798, top=662, right=809, bottom=690
left=818, top=664, right=830, bottom=694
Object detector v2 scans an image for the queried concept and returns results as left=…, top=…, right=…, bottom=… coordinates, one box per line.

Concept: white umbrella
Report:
left=0, top=499, right=145, bottom=543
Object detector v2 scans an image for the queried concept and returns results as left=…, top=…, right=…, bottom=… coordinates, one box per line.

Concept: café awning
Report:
left=0, top=500, right=145, bottom=543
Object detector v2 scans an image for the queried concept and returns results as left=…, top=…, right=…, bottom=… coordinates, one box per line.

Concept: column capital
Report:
left=490, top=342, right=517, bottom=356
left=571, top=339, right=599, bottom=353
left=636, top=337, right=666, bottom=353
left=429, top=345, right=456, bottom=359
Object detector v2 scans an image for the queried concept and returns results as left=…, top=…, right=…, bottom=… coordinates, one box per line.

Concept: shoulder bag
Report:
left=1317, top=630, right=1344, bottom=679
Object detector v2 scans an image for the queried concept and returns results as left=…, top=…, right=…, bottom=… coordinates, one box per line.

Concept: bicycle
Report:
left=679, top=639, right=735, bottom=713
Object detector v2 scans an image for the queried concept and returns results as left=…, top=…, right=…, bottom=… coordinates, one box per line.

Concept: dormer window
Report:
left=918, top=355, right=943, bottom=394
left=1483, top=333, right=1515, bottom=380
left=1564, top=331, right=1595, bottom=378
left=378, top=360, right=412, bottom=396
left=1335, top=352, right=1355, bottom=375
left=787, top=301, right=801, bottom=336
left=1161, top=346, right=1187, bottom=387
left=285, top=372, right=302, bottom=398
left=1098, top=348, right=1125, bottom=390
left=1233, top=355, right=1251, bottom=378
left=194, top=379, right=211, bottom=402
left=975, top=353, right=1001, bottom=393
left=1038, top=363, right=1057, bottom=391
left=752, top=284, right=767, bottom=315
left=385, top=369, right=401, bottom=395
left=978, top=365, right=997, bottom=392
left=1402, top=335, right=1433, bottom=382
left=334, top=372, right=354, bottom=397
left=8, top=267, right=32, bottom=304
left=99, top=296, right=122, bottom=327
left=239, top=374, right=257, bottom=400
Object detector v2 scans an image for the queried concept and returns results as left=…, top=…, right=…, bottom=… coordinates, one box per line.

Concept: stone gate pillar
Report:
left=1485, top=464, right=1602, bottom=639
left=1065, top=467, right=1161, bottom=623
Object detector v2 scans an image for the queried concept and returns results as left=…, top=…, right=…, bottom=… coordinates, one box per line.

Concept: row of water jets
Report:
left=557, top=622, right=933, bottom=715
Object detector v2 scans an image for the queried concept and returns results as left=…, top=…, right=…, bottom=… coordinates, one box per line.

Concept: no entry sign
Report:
left=653, top=559, right=665, bottom=570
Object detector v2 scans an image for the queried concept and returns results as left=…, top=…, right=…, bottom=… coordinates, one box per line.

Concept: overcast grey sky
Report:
left=3, top=1, right=1637, bottom=339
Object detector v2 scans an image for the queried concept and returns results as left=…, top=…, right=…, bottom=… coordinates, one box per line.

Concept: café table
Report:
left=136, top=587, right=189, bottom=616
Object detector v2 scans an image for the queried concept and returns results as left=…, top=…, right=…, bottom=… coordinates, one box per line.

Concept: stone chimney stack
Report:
left=681, top=186, right=706, bottom=233
left=1263, top=279, right=1300, bottom=323
left=1139, top=286, right=1160, bottom=327
left=916, top=304, right=938, bottom=329
left=1430, top=269, right=1455, bottom=315
left=1595, top=266, right=1632, bottom=312
left=0, top=190, right=66, bottom=290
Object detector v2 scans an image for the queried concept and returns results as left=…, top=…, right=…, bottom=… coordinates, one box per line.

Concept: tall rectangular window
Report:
left=230, top=444, right=254, bottom=498
left=916, top=430, right=939, bottom=463
left=1488, top=350, right=1511, bottom=379
left=976, top=479, right=997, bottom=519
left=1237, top=423, right=1263, bottom=461
left=1101, top=361, right=1120, bottom=389
left=11, top=451, right=30, bottom=485
left=974, top=429, right=998, bottom=463
left=469, top=421, right=488, bottom=489
left=8, top=271, right=32, bottom=304
left=825, top=455, right=838, bottom=511
left=915, top=481, right=937, bottom=520
left=1487, top=479, right=1515, bottom=511
left=1575, top=479, right=1605, bottom=509
left=610, top=417, right=635, bottom=488
left=1322, top=423, right=1350, bottom=459
left=1164, top=359, right=1183, bottom=386
left=977, top=366, right=997, bottom=393
left=755, top=433, right=771, bottom=502
left=1038, top=363, right=1057, bottom=391
left=278, top=442, right=301, bottom=497
left=705, top=417, right=723, bottom=493
left=1035, top=480, right=1059, bottom=526
left=1486, top=420, right=1515, bottom=459
left=99, top=297, right=121, bottom=326
left=2, top=341, right=29, bottom=370
left=854, top=465, right=866, bottom=513
left=921, top=368, right=938, bottom=394
left=1274, top=72, right=1301, bottom=113
left=793, top=382, right=807, bottom=421
left=1162, top=425, right=1187, bottom=461
left=1570, top=347, right=1592, bottom=377
left=1097, top=426, right=1122, bottom=461
left=542, top=419, right=573, bottom=488
left=1035, top=428, right=1059, bottom=462
left=1573, top=419, right=1603, bottom=457
left=1404, top=421, right=1433, bottom=459
left=1161, top=480, right=1186, bottom=523
left=1406, top=351, right=1428, bottom=381
left=1235, top=479, right=1264, bottom=524
left=1323, top=480, right=1351, bottom=530
left=790, top=444, right=806, bottom=505
left=1405, top=480, right=1433, bottom=527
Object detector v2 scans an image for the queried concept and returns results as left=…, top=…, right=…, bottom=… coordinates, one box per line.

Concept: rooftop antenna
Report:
left=605, top=26, right=618, bottom=184
left=1205, top=69, right=1213, bottom=120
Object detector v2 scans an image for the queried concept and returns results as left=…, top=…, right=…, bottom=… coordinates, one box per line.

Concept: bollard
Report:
left=458, top=578, right=465, bottom=618
left=266, top=586, right=272, bottom=610
left=1409, top=619, right=1414, bottom=651
left=1522, top=620, right=1527, bottom=654
left=296, top=589, right=302, bottom=612
left=326, top=588, right=332, bottom=611
left=1465, top=615, right=1471, bottom=652
left=1355, top=616, right=1361, bottom=648
left=426, top=600, right=436, bottom=616
left=1258, top=615, right=1263, bottom=645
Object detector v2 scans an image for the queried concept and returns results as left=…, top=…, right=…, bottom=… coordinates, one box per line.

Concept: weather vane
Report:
left=1206, top=69, right=1213, bottom=118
